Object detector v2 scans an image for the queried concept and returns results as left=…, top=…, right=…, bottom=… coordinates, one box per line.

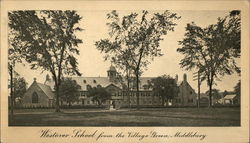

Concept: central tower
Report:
left=107, top=65, right=117, bottom=82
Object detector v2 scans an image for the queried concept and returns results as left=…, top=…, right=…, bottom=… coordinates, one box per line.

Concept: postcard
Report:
left=1, top=0, right=249, bottom=143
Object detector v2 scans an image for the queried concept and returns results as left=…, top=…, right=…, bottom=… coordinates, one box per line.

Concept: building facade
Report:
left=22, top=78, right=54, bottom=107
left=22, top=66, right=197, bottom=108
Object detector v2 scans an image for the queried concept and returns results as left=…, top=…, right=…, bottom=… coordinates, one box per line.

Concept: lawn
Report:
left=9, top=107, right=240, bottom=126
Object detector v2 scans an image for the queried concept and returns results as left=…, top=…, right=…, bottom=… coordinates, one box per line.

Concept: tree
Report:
left=7, top=71, right=27, bottom=108
left=13, top=76, right=27, bottom=102
left=148, top=75, right=179, bottom=107
left=8, top=26, right=26, bottom=115
left=234, top=80, right=240, bottom=96
left=205, top=89, right=221, bottom=101
left=177, top=11, right=240, bottom=107
left=8, top=10, right=83, bottom=112
left=95, top=10, right=180, bottom=109
left=87, top=86, right=111, bottom=106
left=59, top=78, right=81, bottom=107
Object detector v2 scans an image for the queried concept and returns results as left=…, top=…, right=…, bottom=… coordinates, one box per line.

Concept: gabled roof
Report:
left=105, top=83, right=122, bottom=90
left=44, top=76, right=188, bottom=91
left=224, top=94, right=237, bottom=99
left=43, top=74, right=191, bottom=91
left=36, top=82, right=54, bottom=99
left=181, top=81, right=196, bottom=92
left=72, top=77, right=123, bottom=90
left=45, top=77, right=124, bottom=91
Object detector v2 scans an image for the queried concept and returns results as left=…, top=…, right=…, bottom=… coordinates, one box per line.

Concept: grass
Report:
left=9, top=107, right=240, bottom=126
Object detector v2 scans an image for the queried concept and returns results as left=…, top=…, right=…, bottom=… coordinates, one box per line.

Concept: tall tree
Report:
left=8, top=10, right=83, bottom=112
left=96, top=10, right=180, bottom=109
left=8, top=27, right=26, bottom=115
left=59, top=78, right=81, bottom=107
left=110, top=56, right=134, bottom=108
left=148, top=75, right=179, bottom=107
left=177, top=11, right=240, bottom=107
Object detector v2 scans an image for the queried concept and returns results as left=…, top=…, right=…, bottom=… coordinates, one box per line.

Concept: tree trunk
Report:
left=208, top=72, right=214, bottom=108
left=127, top=78, right=131, bottom=109
left=55, top=85, right=60, bottom=112
left=10, top=65, right=14, bottom=116
left=208, top=83, right=213, bottom=107
left=54, top=42, right=66, bottom=112
left=136, top=72, right=140, bottom=110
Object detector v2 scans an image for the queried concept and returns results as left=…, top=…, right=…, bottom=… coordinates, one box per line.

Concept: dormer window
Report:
left=83, top=80, right=86, bottom=83
left=93, top=80, right=96, bottom=83
left=86, top=84, right=91, bottom=90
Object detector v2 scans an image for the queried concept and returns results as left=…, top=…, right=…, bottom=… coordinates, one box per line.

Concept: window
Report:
left=190, top=91, right=192, bottom=94
left=93, top=80, right=97, bottom=83
left=32, top=92, right=38, bottom=103
left=87, top=101, right=90, bottom=104
left=83, top=80, right=86, bottom=83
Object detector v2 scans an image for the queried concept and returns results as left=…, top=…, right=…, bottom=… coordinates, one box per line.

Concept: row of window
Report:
left=82, top=100, right=160, bottom=105
left=79, top=92, right=156, bottom=97
left=83, top=83, right=152, bottom=90
left=175, top=98, right=194, bottom=103
left=82, top=80, right=97, bottom=84
left=31, top=91, right=193, bottom=105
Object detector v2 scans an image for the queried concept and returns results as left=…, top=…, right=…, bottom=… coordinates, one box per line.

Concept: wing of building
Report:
left=21, top=66, right=197, bottom=108
left=219, top=94, right=240, bottom=105
left=22, top=78, right=54, bottom=107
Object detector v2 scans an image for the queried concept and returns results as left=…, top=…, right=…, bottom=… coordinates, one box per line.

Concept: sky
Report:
left=14, top=10, right=240, bottom=93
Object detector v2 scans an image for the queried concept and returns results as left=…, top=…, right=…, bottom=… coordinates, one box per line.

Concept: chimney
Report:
left=183, top=73, right=187, bottom=82
left=175, top=74, right=178, bottom=83
left=34, top=77, right=37, bottom=82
